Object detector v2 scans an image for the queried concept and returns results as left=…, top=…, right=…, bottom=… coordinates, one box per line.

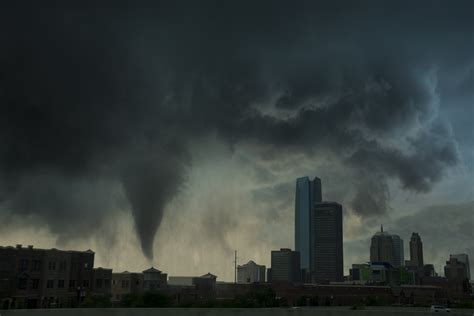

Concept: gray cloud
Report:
left=0, top=0, right=472, bottom=260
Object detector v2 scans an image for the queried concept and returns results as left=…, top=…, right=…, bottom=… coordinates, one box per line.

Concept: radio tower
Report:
left=234, top=250, right=237, bottom=284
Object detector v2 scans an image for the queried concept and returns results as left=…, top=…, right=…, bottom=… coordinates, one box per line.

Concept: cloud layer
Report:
left=0, top=1, right=472, bottom=260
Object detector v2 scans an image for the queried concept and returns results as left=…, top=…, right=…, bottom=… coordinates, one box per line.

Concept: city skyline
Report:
left=0, top=0, right=472, bottom=283
left=2, top=241, right=470, bottom=309
left=1, top=175, right=471, bottom=282
left=1, top=174, right=472, bottom=282
left=1, top=180, right=472, bottom=308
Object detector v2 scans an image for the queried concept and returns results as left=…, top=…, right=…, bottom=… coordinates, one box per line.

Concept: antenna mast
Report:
left=234, top=250, right=237, bottom=284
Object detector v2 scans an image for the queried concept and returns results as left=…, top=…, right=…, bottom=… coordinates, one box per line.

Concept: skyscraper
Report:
left=391, top=235, right=404, bottom=268
left=445, top=257, right=469, bottom=281
left=370, top=225, right=395, bottom=266
left=409, top=233, right=424, bottom=268
left=295, top=176, right=322, bottom=280
left=369, top=227, right=404, bottom=268
left=450, top=254, right=470, bottom=280
left=311, top=202, right=343, bottom=282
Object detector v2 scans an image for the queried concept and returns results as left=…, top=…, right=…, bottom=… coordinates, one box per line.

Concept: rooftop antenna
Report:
left=233, top=250, right=237, bottom=284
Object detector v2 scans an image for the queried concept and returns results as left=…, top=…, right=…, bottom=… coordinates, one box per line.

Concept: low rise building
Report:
left=111, top=271, right=143, bottom=302
left=168, top=273, right=217, bottom=300
left=193, top=273, right=217, bottom=300
left=237, top=260, right=266, bottom=284
left=143, top=267, right=167, bottom=291
left=0, top=245, right=95, bottom=309
left=270, top=248, right=301, bottom=283
left=92, top=268, right=112, bottom=297
left=168, top=276, right=195, bottom=286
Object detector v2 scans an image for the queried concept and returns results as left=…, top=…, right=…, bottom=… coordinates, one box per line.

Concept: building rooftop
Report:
left=200, top=273, right=217, bottom=279
left=0, top=244, right=95, bottom=254
left=143, top=267, right=162, bottom=274
left=238, top=260, right=264, bottom=268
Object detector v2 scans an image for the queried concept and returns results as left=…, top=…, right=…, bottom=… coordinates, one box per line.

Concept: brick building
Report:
left=92, top=268, right=112, bottom=297
left=111, top=271, right=143, bottom=302
left=0, top=245, right=95, bottom=309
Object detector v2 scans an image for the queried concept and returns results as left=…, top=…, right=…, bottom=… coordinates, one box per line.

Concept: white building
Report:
left=237, top=260, right=266, bottom=284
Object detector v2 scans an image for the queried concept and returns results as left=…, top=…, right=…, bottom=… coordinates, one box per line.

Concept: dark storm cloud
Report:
left=0, top=0, right=472, bottom=259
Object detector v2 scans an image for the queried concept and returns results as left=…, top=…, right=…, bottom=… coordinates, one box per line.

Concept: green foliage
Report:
left=233, top=288, right=279, bottom=308
left=462, top=278, right=472, bottom=295
left=364, top=295, right=388, bottom=307
left=455, top=299, right=474, bottom=309
left=324, top=296, right=331, bottom=306
left=80, top=295, right=112, bottom=308
left=365, top=296, right=378, bottom=306
left=350, top=304, right=365, bottom=310
left=120, top=291, right=172, bottom=307
left=173, top=288, right=283, bottom=308
left=296, top=295, right=319, bottom=306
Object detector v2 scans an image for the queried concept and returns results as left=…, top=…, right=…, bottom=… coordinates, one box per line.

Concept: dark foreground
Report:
left=1, top=307, right=474, bottom=316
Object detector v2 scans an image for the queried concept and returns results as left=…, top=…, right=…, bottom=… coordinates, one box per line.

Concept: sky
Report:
left=0, top=0, right=472, bottom=281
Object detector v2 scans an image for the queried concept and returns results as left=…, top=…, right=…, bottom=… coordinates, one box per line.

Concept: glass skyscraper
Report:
left=311, top=201, right=344, bottom=282
left=295, top=176, right=322, bottom=281
left=391, top=235, right=404, bottom=268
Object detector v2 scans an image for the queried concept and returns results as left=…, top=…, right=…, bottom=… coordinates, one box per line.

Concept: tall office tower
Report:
left=311, top=202, right=343, bottom=282
left=450, top=254, right=470, bottom=280
left=295, top=176, right=322, bottom=281
left=370, top=225, right=395, bottom=266
left=409, top=233, right=424, bottom=268
left=391, top=235, right=404, bottom=268
left=445, top=257, right=469, bottom=281
left=270, top=248, right=301, bottom=282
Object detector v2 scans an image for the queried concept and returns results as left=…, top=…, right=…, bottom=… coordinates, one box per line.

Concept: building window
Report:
left=19, top=259, right=29, bottom=272
left=84, top=262, right=90, bottom=270
left=31, top=279, right=40, bottom=289
left=121, top=280, right=129, bottom=288
left=58, top=280, right=65, bottom=288
left=95, top=279, right=103, bottom=288
left=59, top=261, right=67, bottom=271
left=48, top=261, right=56, bottom=270
left=32, top=260, right=41, bottom=271
left=69, top=280, right=76, bottom=288
left=112, top=280, right=116, bottom=285
left=18, top=278, right=27, bottom=290
left=83, top=280, right=89, bottom=288
left=46, top=280, right=54, bottom=289
left=104, top=279, right=111, bottom=288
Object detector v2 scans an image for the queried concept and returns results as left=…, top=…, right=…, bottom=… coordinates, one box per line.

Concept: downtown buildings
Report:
left=294, top=176, right=343, bottom=283
left=445, top=254, right=471, bottom=281
left=448, top=254, right=470, bottom=281
left=407, top=233, right=424, bottom=268
left=370, top=226, right=404, bottom=268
